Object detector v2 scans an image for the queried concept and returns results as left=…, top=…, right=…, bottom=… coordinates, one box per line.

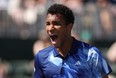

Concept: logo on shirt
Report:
left=75, top=61, right=81, bottom=66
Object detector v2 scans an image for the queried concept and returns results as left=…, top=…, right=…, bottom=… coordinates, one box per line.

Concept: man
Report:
left=34, top=4, right=112, bottom=78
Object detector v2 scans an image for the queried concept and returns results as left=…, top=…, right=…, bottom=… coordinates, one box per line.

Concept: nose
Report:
left=48, top=24, right=55, bottom=32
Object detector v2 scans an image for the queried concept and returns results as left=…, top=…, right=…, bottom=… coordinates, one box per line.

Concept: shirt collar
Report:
left=53, top=47, right=60, bottom=57
left=69, top=37, right=79, bottom=54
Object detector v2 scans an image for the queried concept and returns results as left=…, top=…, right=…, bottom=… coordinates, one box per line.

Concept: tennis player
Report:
left=34, top=4, right=112, bottom=78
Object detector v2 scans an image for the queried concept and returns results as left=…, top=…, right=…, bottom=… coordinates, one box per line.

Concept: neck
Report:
left=56, top=37, right=73, bottom=57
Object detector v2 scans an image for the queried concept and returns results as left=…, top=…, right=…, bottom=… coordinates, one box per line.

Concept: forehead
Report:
left=46, top=13, right=63, bottom=21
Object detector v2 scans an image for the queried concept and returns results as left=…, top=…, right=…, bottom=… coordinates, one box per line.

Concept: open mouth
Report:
left=49, top=34, right=58, bottom=42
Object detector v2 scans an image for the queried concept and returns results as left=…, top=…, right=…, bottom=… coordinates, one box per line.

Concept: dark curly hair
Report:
left=47, top=4, right=75, bottom=25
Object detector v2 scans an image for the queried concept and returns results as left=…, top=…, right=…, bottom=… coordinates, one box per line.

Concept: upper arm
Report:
left=34, top=54, right=44, bottom=78
left=88, top=47, right=112, bottom=77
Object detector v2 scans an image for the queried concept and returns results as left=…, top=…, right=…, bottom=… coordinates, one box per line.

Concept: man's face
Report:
left=46, top=13, right=71, bottom=48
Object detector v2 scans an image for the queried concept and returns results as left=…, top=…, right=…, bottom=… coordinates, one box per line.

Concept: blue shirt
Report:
left=34, top=38, right=112, bottom=78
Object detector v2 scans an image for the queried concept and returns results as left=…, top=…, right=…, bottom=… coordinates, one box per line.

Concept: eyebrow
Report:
left=52, top=20, right=61, bottom=25
left=46, top=20, right=61, bottom=24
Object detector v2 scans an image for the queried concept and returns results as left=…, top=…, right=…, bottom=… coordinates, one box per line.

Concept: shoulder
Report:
left=75, top=39, right=101, bottom=57
left=35, top=45, right=55, bottom=58
left=75, top=39, right=92, bottom=49
left=34, top=45, right=55, bottom=66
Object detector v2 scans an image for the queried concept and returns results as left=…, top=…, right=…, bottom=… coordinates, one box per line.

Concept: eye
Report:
left=46, top=22, right=50, bottom=26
